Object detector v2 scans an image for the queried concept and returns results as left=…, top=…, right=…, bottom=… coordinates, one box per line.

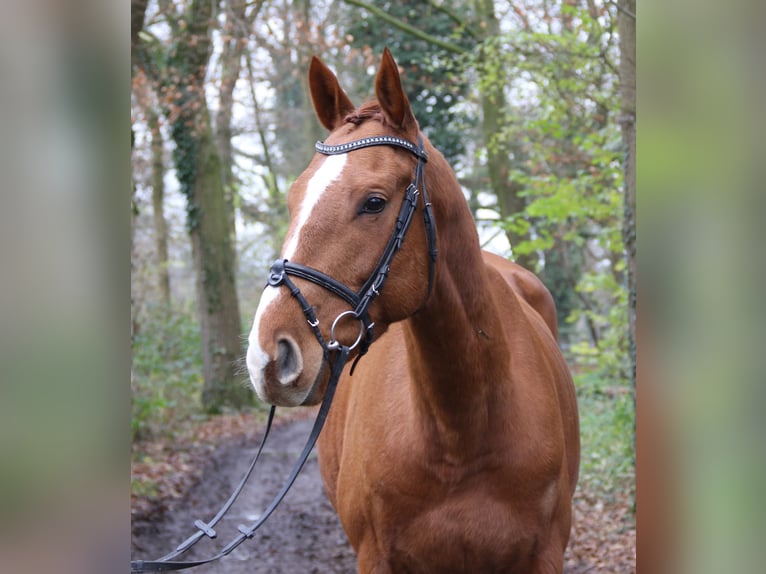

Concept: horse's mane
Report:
left=344, top=101, right=386, bottom=126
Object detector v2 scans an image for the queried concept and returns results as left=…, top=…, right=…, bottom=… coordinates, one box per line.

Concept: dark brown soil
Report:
left=131, top=417, right=356, bottom=573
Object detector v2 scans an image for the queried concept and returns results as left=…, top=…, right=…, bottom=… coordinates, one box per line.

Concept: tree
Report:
left=344, top=0, right=626, bottom=360
left=147, top=107, right=172, bottom=308
left=215, top=0, right=248, bottom=273
left=132, top=0, right=251, bottom=411
left=345, top=1, right=473, bottom=164
left=618, top=0, right=636, bottom=389
left=498, top=1, right=628, bottom=374
left=342, top=0, right=538, bottom=269
left=472, top=0, right=537, bottom=272
left=254, top=0, right=329, bottom=180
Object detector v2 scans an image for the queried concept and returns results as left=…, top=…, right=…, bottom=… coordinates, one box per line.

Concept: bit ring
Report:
left=327, top=310, right=365, bottom=351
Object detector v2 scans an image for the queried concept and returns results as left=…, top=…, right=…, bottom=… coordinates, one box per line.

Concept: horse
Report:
left=246, top=49, right=580, bottom=574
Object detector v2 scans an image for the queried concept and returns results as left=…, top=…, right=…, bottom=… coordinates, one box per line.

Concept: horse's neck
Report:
left=403, top=170, right=512, bottom=455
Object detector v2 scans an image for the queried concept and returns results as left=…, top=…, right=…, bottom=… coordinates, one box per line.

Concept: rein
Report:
left=130, top=134, right=436, bottom=572
left=131, top=347, right=349, bottom=573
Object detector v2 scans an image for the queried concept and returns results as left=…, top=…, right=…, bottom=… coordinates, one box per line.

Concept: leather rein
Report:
left=130, top=134, right=436, bottom=572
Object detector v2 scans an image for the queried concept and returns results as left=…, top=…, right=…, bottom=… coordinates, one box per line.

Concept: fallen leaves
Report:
left=565, top=488, right=636, bottom=572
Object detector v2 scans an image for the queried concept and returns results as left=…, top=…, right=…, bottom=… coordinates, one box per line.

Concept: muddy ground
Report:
left=132, top=417, right=356, bottom=573
left=131, top=415, right=635, bottom=573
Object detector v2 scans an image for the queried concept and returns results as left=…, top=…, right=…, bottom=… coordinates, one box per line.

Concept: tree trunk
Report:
left=132, top=0, right=148, bottom=342
left=163, top=0, right=250, bottom=412
left=216, top=0, right=249, bottom=275
left=187, top=111, right=250, bottom=411
left=148, top=109, right=171, bottom=309
left=216, top=56, right=240, bottom=273
left=173, top=107, right=251, bottom=411
left=131, top=0, right=149, bottom=71
left=244, top=50, right=288, bottom=258
left=618, top=0, right=636, bottom=389
left=474, top=0, right=537, bottom=272
left=133, top=0, right=249, bottom=411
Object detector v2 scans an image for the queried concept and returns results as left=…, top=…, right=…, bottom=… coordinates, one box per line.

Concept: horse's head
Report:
left=246, top=49, right=436, bottom=406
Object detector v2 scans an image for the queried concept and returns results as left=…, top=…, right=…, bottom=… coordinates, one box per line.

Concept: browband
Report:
left=315, top=135, right=429, bottom=162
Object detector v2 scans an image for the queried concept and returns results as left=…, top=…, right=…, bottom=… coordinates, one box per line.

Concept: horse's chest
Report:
left=341, top=460, right=546, bottom=573
left=379, top=483, right=540, bottom=572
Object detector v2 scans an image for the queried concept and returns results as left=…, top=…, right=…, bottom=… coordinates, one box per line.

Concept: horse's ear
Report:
left=375, top=48, right=417, bottom=132
left=309, top=56, right=355, bottom=132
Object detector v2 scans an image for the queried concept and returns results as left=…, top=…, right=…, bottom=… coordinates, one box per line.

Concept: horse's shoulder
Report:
left=481, top=251, right=558, bottom=339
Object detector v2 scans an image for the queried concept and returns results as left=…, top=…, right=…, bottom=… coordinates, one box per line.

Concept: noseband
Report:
left=268, top=134, right=438, bottom=364
left=130, top=134, right=438, bottom=573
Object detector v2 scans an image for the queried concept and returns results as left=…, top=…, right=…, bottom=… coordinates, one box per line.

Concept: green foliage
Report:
left=131, top=306, right=205, bottom=441
left=575, top=370, right=635, bottom=500
left=346, top=1, right=474, bottom=163
left=466, top=2, right=629, bottom=382
left=504, top=122, right=627, bottom=371
left=169, top=105, right=202, bottom=232
left=568, top=268, right=630, bottom=381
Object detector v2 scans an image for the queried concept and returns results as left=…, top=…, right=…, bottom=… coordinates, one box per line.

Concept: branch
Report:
left=157, top=0, right=180, bottom=35
left=609, top=0, right=636, bottom=21
left=506, top=1, right=531, bottom=31
left=131, top=0, right=149, bottom=50
left=232, top=145, right=264, bottom=162
left=479, top=228, right=505, bottom=250
left=245, top=49, right=280, bottom=200
left=425, top=0, right=479, bottom=39
left=342, top=0, right=467, bottom=55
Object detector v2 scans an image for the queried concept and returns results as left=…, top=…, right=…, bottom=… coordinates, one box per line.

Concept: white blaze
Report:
left=246, top=154, right=348, bottom=395
left=283, top=154, right=348, bottom=259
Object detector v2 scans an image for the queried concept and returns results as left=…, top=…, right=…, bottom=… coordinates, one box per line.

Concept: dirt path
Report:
left=131, top=415, right=635, bottom=573
left=131, top=417, right=356, bottom=573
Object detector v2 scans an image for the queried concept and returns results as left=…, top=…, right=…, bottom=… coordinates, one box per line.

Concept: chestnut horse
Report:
left=247, top=49, right=579, bottom=573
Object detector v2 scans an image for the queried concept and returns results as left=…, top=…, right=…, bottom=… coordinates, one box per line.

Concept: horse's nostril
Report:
left=276, top=336, right=302, bottom=385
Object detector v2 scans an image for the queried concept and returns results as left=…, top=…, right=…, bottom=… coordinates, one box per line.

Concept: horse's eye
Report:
left=360, top=196, right=387, bottom=215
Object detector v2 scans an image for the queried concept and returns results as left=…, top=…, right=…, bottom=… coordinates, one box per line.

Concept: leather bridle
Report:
left=130, top=134, right=437, bottom=572
left=269, top=133, right=437, bottom=368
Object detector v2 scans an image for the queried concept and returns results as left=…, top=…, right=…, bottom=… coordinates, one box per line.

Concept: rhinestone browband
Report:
left=315, top=135, right=428, bottom=162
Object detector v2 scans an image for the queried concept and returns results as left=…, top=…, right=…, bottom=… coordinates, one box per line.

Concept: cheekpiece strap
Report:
left=315, top=136, right=428, bottom=162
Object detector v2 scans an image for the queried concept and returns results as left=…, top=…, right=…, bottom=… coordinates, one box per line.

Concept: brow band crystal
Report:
left=315, top=136, right=428, bottom=162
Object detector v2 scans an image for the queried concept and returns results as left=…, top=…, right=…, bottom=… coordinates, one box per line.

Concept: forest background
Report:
left=129, top=0, right=636, bottom=556
left=4, top=0, right=765, bottom=572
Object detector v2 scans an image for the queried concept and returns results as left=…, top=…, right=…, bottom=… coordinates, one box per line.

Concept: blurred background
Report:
left=129, top=2, right=637, bottom=568
left=129, top=0, right=635, bottom=428
left=0, top=0, right=763, bottom=572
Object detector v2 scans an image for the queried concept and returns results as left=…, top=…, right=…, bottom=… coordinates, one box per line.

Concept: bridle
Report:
left=270, top=133, right=437, bottom=367
left=130, top=133, right=437, bottom=572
